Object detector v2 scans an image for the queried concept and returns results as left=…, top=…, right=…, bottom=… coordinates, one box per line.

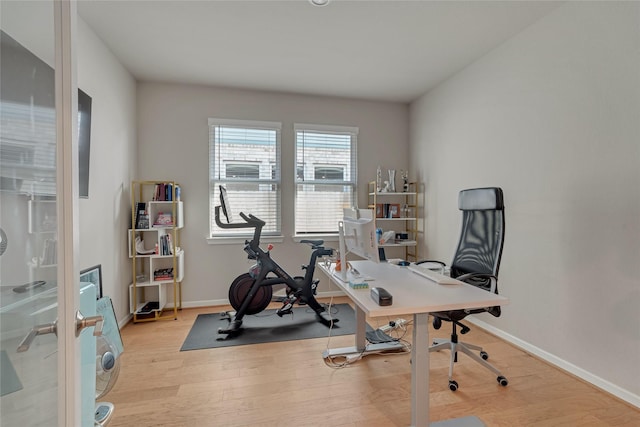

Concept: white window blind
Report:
left=295, top=124, right=357, bottom=235
left=209, top=118, right=281, bottom=237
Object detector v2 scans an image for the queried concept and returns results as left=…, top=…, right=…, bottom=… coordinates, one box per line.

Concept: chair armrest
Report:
left=456, top=272, right=498, bottom=293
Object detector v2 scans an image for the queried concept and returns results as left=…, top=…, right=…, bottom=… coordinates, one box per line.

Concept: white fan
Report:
left=94, top=334, right=120, bottom=426
left=93, top=296, right=123, bottom=427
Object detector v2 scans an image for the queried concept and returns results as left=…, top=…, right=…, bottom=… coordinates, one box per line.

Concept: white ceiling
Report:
left=78, top=0, right=560, bottom=103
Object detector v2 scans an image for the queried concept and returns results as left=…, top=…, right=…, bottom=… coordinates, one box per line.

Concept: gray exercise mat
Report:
left=180, top=303, right=356, bottom=351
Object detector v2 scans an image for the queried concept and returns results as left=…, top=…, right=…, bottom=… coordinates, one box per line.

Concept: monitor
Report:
left=339, top=208, right=380, bottom=266
left=219, top=185, right=232, bottom=223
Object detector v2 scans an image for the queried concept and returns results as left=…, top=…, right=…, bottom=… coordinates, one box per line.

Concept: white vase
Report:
left=388, top=170, right=396, bottom=192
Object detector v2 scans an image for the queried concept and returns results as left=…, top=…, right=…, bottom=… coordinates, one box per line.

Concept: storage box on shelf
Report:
left=129, top=180, right=184, bottom=322
left=367, top=181, right=422, bottom=262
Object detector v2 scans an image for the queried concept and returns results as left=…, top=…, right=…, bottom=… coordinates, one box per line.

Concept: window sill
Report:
left=207, top=235, right=285, bottom=245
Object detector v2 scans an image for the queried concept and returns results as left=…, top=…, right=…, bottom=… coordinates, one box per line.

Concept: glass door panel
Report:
left=1, top=2, right=84, bottom=426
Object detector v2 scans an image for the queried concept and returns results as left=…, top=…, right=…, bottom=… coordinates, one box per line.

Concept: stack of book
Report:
left=153, top=267, right=174, bottom=281
left=158, top=234, right=173, bottom=256
left=153, top=182, right=181, bottom=201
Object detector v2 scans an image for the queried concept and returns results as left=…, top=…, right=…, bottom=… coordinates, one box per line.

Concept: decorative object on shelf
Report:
left=153, top=212, right=173, bottom=227
left=395, top=232, right=409, bottom=241
left=401, top=170, right=409, bottom=192
left=402, top=203, right=410, bottom=218
left=376, top=203, right=401, bottom=218
left=389, top=203, right=400, bottom=218
left=134, top=202, right=146, bottom=228
left=137, top=214, right=149, bottom=229
left=379, top=230, right=395, bottom=244
left=388, top=169, right=396, bottom=192
left=135, top=236, right=155, bottom=255
left=376, top=166, right=382, bottom=192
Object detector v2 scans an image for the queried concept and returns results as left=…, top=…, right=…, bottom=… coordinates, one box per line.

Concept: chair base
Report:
left=430, top=337, right=507, bottom=390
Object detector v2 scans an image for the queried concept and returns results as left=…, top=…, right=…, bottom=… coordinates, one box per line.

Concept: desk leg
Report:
left=412, top=313, right=487, bottom=427
left=412, top=312, right=430, bottom=427
left=355, top=304, right=367, bottom=351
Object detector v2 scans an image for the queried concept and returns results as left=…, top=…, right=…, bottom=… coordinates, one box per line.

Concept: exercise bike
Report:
left=214, top=187, right=338, bottom=338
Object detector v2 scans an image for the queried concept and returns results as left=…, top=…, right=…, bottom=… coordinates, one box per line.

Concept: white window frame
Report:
left=294, top=123, right=358, bottom=238
left=208, top=118, right=282, bottom=243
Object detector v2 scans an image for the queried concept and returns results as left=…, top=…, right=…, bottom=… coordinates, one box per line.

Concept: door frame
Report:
left=54, top=1, right=82, bottom=425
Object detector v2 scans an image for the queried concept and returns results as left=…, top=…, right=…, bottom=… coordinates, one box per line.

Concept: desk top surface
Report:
left=319, top=260, right=508, bottom=318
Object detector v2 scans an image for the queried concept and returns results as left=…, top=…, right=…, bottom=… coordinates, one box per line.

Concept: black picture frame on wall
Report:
left=78, top=88, right=93, bottom=198
left=80, top=264, right=103, bottom=300
left=1, top=30, right=93, bottom=198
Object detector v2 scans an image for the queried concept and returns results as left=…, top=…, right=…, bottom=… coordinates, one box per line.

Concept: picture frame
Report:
left=375, top=204, right=384, bottom=218
left=80, top=264, right=103, bottom=300
left=390, top=203, right=401, bottom=218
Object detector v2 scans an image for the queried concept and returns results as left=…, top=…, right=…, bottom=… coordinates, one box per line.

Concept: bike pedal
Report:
left=277, top=309, right=293, bottom=317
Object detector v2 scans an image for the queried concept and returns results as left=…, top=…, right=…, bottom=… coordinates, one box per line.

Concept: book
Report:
left=134, top=202, right=146, bottom=228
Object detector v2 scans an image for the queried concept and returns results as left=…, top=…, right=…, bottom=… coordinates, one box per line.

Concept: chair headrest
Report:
left=459, top=187, right=504, bottom=211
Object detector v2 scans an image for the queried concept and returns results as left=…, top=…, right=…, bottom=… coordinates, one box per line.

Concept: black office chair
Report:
left=419, top=187, right=507, bottom=391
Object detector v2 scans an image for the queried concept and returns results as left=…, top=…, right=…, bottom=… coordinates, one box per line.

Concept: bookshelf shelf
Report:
left=367, top=181, right=422, bottom=262
left=129, top=180, right=184, bottom=322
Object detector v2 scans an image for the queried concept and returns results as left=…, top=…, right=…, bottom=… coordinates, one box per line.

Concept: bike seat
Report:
left=300, top=239, right=324, bottom=247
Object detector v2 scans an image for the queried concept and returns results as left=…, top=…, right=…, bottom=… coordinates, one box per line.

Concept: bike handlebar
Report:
left=215, top=206, right=265, bottom=229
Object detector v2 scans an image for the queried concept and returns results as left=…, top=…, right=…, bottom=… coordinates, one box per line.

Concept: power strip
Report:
left=379, top=318, right=408, bottom=332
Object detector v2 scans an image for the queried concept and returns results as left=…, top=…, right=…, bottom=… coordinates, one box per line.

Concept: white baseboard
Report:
left=468, top=316, right=640, bottom=409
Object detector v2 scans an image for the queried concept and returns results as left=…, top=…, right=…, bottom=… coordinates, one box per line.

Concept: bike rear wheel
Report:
left=228, top=273, right=273, bottom=315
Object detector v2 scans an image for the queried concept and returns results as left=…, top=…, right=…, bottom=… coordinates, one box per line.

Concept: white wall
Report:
left=410, top=1, right=640, bottom=404
left=136, top=82, right=409, bottom=306
left=77, top=18, right=137, bottom=324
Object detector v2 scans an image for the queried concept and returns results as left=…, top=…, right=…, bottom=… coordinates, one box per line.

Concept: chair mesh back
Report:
left=450, top=188, right=505, bottom=292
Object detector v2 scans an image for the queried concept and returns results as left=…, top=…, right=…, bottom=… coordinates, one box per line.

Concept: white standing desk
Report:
left=318, top=260, right=508, bottom=427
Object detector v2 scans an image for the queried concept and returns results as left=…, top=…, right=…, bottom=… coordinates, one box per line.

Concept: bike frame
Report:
left=214, top=206, right=333, bottom=334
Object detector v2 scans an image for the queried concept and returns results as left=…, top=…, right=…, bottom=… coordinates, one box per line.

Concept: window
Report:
left=209, top=118, right=281, bottom=237
left=295, top=124, right=358, bottom=235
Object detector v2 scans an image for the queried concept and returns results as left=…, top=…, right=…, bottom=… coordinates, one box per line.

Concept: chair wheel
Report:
left=433, top=317, right=442, bottom=330
left=480, top=351, right=489, bottom=360
left=448, top=380, right=459, bottom=391
left=497, top=376, right=508, bottom=387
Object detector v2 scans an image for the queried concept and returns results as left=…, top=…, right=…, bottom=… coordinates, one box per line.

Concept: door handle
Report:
left=75, top=311, right=103, bottom=337
left=17, top=311, right=103, bottom=352
left=17, top=320, right=58, bottom=352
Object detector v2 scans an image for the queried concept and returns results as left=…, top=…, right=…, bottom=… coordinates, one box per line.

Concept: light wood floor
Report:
left=104, top=297, right=639, bottom=426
